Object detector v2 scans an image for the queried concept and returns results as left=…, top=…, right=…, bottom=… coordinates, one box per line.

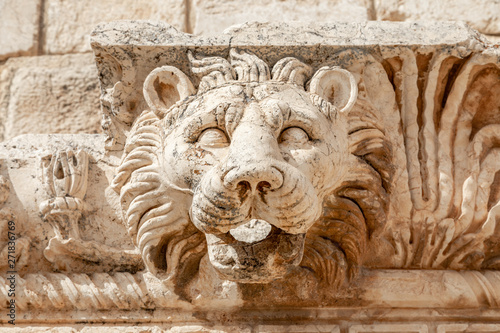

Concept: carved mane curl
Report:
left=302, top=97, right=392, bottom=288
left=111, top=111, right=206, bottom=287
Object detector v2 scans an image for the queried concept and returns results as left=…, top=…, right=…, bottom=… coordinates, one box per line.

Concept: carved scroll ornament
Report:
left=40, top=150, right=143, bottom=272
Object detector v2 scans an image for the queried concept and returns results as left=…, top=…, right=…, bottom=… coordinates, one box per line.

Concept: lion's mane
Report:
left=111, top=110, right=206, bottom=293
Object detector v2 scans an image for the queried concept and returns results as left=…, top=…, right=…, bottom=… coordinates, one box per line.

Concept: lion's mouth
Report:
left=204, top=220, right=305, bottom=283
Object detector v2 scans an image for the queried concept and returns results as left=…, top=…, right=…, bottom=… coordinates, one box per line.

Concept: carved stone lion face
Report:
left=161, top=82, right=350, bottom=282
left=112, top=50, right=377, bottom=290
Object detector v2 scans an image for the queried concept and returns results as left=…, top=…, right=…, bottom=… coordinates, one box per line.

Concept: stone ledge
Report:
left=91, top=20, right=485, bottom=47
left=1, top=269, right=499, bottom=314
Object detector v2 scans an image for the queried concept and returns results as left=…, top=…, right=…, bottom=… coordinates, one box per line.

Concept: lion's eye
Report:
left=197, top=128, right=229, bottom=148
left=279, top=127, right=310, bottom=146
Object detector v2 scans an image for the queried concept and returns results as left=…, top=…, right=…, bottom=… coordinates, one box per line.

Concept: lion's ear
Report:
left=143, top=66, right=195, bottom=118
left=309, top=66, right=358, bottom=115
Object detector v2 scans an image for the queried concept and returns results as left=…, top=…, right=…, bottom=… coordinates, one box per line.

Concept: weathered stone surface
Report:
left=0, top=0, right=40, bottom=61
left=437, top=324, right=500, bottom=332
left=43, top=0, right=187, bottom=54
left=375, top=0, right=500, bottom=34
left=2, top=20, right=500, bottom=330
left=486, top=35, right=500, bottom=44
left=114, top=48, right=361, bottom=293
left=257, top=325, right=340, bottom=332
left=0, top=326, right=252, bottom=332
left=349, top=325, right=428, bottom=333
left=0, top=53, right=101, bottom=142
left=190, top=0, right=373, bottom=36
left=90, top=20, right=486, bottom=148
left=90, top=21, right=499, bottom=296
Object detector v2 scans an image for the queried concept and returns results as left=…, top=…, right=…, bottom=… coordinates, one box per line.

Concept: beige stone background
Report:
left=1, top=0, right=499, bottom=143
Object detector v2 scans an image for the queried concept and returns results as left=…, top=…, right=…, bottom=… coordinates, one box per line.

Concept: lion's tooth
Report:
left=229, top=219, right=272, bottom=244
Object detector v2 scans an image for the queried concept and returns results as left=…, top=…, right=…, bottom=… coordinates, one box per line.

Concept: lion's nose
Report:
left=223, top=165, right=283, bottom=193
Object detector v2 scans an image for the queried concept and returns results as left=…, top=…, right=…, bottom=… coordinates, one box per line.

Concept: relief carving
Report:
left=40, top=150, right=143, bottom=272
left=40, top=150, right=89, bottom=241
left=0, top=174, right=30, bottom=272
left=379, top=50, right=500, bottom=270
left=111, top=49, right=391, bottom=300
left=1, top=22, right=500, bottom=326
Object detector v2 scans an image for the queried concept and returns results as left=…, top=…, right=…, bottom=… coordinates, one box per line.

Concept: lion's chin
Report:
left=205, top=220, right=306, bottom=283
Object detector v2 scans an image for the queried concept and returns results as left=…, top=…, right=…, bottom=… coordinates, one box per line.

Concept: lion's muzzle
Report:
left=190, top=155, right=321, bottom=282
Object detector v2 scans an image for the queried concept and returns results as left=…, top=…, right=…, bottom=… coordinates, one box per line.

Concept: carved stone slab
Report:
left=1, top=21, right=500, bottom=329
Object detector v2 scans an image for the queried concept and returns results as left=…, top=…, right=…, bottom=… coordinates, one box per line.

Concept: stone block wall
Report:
left=1, top=0, right=499, bottom=142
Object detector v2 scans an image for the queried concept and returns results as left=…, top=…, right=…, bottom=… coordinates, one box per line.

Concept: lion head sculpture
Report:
left=111, top=49, right=391, bottom=299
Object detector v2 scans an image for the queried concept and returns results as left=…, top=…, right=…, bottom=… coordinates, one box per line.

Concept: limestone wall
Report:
left=0, top=0, right=499, bottom=142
